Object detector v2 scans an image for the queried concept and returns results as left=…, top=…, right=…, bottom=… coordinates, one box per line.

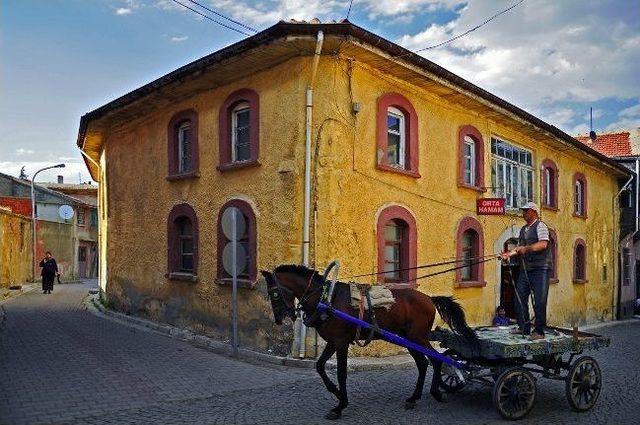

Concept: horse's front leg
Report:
left=316, top=342, right=339, bottom=397
left=326, top=343, right=349, bottom=420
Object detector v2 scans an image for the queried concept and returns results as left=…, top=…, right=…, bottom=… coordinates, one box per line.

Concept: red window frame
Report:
left=218, top=89, right=260, bottom=171
left=167, top=109, right=199, bottom=180
left=376, top=93, right=420, bottom=178
left=573, top=172, right=588, bottom=218
left=573, top=238, right=587, bottom=283
left=167, top=203, right=199, bottom=280
left=455, top=216, right=485, bottom=287
left=376, top=206, right=417, bottom=285
left=541, top=159, right=559, bottom=210
left=457, top=125, right=485, bottom=191
left=216, top=199, right=257, bottom=282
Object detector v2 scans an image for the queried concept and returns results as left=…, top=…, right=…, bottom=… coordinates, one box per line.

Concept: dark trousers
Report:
left=515, top=268, right=549, bottom=334
left=42, top=275, right=54, bottom=291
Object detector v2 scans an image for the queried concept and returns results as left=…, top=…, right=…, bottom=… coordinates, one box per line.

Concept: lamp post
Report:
left=31, top=164, right=65, bottom=281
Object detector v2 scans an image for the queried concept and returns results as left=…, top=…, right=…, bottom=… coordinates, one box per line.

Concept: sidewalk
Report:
left=0, top=283, right=36, bottom=305
left=84, top=292, right=414, bottom=371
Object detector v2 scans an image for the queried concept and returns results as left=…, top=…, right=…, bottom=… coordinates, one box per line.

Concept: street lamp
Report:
left=31, top=163, right=65, bottom=281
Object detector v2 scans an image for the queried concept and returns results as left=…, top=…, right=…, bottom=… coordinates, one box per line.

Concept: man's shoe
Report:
left=529, top=332, right=545, bottom=341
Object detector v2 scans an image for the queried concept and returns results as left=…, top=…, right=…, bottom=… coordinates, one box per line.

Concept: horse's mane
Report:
left=273, top=264, right=325, bottom=283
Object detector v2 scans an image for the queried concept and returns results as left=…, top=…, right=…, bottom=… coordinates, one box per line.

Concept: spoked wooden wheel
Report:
left=440, top=350, right=466, bottom=393
left=493, top=367, right=537, bottom=420
left=565, top=356, right=602, bottom=412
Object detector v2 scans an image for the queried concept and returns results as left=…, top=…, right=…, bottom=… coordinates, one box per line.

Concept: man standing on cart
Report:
left=501, top=202, right=551, bottom=340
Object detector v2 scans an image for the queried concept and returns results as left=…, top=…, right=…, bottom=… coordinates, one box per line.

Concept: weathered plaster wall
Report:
left=0, top=210, right=31, bottom=288
left=102, top=57, right=309, bottom=354
left=310, top=56, right=620, bottom=357
left=37, top=220, right=76, bottom=279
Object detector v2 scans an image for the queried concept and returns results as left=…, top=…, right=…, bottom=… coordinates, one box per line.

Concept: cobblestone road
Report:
left=1, top=283, right=639, bottom=424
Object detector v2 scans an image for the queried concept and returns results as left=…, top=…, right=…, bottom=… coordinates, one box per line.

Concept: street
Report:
left=1, top=282, right=639, bottom=424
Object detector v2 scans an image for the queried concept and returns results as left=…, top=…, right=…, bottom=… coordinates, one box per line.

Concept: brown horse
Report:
left=261, top=265, right=478, bottom=420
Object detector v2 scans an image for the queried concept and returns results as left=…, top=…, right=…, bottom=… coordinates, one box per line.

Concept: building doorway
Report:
left=500, top=238, right=519, bottom=319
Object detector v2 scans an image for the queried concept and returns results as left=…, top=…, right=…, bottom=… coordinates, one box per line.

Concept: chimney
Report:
left=57, top=175, right=64, bottom=184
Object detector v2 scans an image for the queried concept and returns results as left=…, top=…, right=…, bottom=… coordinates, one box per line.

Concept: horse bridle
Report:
left=267, top=272, right=321, bottom=324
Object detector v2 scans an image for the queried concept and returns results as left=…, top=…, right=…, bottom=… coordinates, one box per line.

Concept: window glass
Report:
left=383, top=220, right=404, bottom=282
left=387, top=107, right=405, bottom=168
left=461, top=230, right=476, bottom=281
left=463, top=136, right=475, bottom=185
left=178, top=121, right=192, bottom=173
left=490, top=137, right=534, bottom=208
left=575, top=244, right=585, bottom=280
left=176, top=217, right=194, bottom=273
left=231, top=102, right=251, bottom=162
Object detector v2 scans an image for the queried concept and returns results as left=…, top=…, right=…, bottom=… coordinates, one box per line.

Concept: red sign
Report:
left=477, top=198, right=506, bottom=215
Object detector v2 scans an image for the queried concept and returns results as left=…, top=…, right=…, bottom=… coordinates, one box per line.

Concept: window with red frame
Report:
left=383, top=219, right=408, bottom=282
left=167, top=203, right=199, bottom=277
left=573, top=173, right=587, bottom=217
left=541, top=159, right=558, bottom=209
left=455, top=217, right=485, bottom=287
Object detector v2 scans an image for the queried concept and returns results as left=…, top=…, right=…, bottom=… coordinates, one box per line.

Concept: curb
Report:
left=0, top=284, right=36, bottom=305
left=580, top=317, right=640, bottom=332
left=84, top=293, right=414, bottom=372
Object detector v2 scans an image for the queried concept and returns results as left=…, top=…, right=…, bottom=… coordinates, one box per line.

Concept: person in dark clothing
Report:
left=500, top=202, right=551, bottom=340
left=39, top=251, right=59, bottom=294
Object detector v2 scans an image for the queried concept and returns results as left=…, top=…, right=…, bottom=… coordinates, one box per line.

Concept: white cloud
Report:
left=115, top=7, right=133, bottom=15
left=15, top=148, right=35, bottom=156
left=605, top=100, right=640, bottom=132
left=170, top=35, right=189, bottom=42
left=0, top=161, right=94, bottom=184
left=397, top=0, right=640, bottom=110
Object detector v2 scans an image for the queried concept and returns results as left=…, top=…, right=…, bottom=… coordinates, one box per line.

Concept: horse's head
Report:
left=262, top=265, right=325, bottom=325
left=261, top=270, right=297, bottom=325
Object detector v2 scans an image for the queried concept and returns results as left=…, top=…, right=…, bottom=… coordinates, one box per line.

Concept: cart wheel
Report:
left=565, top=356, right=602, bottom=412
left=439, top=350, right=466, bottom=393
left=493, top=367, right=537, bottom=420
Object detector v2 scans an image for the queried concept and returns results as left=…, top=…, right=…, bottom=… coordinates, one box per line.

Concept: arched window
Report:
left=167, top=110, right=199, bottom=179
left=376, top=206, right=417, bottom=284
left=458, top=125, right=485, bottom=190
left=548, top=228, right=558, bottom=283
left=218, top=89, right=260, bottom=171
left=541, top=159, right=558, bottom=210
left=573, top=238, right=587, bottom=283
left=573, top=172, right=587, bottom=217
left=217, top=200, right=257, bottom=282
left=376, top=93, right=419, bottom=177
left=167, top=203, right=199, bottom=280
left=455, top=217, right=485, bottom=287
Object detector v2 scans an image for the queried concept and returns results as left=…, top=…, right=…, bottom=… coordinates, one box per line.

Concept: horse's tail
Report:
left=431, top=296, right=479, bottom=349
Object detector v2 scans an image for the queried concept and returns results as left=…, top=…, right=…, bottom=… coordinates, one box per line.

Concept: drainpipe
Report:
left=612, top=174, right=634, bottom=320
left=299, top=31, right=324, bottom=358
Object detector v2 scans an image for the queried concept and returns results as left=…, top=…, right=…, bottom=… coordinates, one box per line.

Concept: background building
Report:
left=77, top=21, right=631, bottom=357
left=0, top=172, right=98, bottom=285
left=577, top=129, right=640, bottom=318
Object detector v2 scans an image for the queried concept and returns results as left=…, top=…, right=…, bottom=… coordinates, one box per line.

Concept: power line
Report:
left=346, top=0, right=355, bottom=20
left=410, top=0, right=526, bottom=54
left=169, top=0, right=253, bottom=37
left=186, top=0, right=257, bottom=33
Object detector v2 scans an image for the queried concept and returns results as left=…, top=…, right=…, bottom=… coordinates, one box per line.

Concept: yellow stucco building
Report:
left=78, top=21, right=630, bottom=357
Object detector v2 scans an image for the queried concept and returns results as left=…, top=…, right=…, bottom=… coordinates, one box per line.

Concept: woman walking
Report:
left=39, top=251, right=59, bottom=294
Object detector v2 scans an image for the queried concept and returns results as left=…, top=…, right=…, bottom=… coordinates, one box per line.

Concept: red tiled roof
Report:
left=575, top=132, right=632, bottom=157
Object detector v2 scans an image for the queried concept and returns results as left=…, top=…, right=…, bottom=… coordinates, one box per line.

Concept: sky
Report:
left=1, top=0, right=639, bottom=183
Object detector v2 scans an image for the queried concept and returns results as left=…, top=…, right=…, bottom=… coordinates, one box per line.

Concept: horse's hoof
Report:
left=431, top=391, right=448, bottom=403
left=325, top=410, right=342, bottom=420
left=404, top=401, right=416, bottom=410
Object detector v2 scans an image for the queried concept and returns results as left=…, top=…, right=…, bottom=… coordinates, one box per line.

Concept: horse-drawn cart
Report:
left=264, top=261, right=610, bottom=421
left=431, top=325, right=609, bottom=420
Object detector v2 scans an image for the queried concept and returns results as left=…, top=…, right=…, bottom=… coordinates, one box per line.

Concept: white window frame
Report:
left=231, top=102, right=250, bottom=163
left=387, top=107, right=406, bottom=169
left=463, top=135, right=476, bottom=186
left=177, top=121, right=191, bottom=173
left=575, top=180, right=583, bottom=215
left=544, top=167, right=552, bottom=206
left=491, top=137, right=534, bottom=209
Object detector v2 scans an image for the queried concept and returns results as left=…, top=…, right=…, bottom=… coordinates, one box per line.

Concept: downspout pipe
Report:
left=299, top=31, right=324, bottom=359
left=612, top=174, right=634, bottom=320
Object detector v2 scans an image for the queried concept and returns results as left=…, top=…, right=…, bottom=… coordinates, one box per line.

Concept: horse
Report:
left=261, top=264, right=478, bottom=420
